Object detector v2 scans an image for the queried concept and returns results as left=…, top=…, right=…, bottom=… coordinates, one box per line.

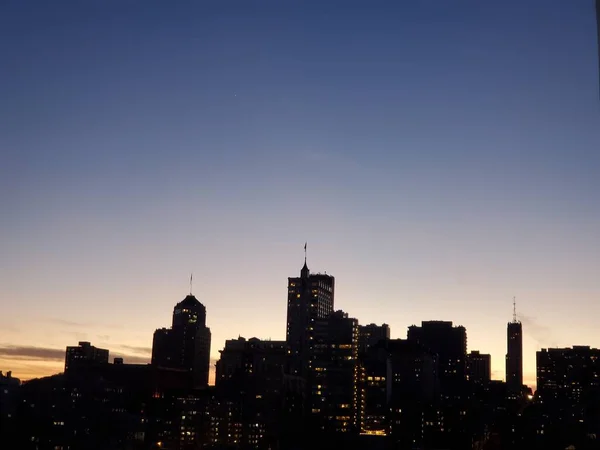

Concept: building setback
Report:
left=151, top=293, right=212, bottom=387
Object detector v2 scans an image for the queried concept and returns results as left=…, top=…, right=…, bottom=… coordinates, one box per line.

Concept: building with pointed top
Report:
left=506, top=301, right=523, bottom=393
left=285, top=258, right=335, bottom=380
left=152, top=293, right=212, bottom=387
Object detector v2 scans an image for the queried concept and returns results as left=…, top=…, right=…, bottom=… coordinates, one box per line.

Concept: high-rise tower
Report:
left=152, top=291, right=212, bottom=387
left=407, top=320, right=467, bottom=389
left=285, top=246, right=335, bottom=380
left=505, top=297, right=523, bottom=393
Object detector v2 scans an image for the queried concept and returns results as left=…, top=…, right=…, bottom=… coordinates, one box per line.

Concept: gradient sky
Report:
left=1, top=0, right=599, bottom=386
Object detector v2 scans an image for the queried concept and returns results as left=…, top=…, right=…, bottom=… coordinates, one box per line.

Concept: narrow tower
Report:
left=285, top=244, right=335, bottom=380
left=506, top=297, right=523, bottom=393
left=151, top=279, right=212, bottom=387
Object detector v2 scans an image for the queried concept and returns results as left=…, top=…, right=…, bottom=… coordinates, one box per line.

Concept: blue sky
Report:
left=0, top=0, right=599, bottom=384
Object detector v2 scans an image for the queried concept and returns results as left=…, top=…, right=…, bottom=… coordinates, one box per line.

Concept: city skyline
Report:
left=2, top=0, right=600, bottom=389
left=0, top=254, right=581, bottom=389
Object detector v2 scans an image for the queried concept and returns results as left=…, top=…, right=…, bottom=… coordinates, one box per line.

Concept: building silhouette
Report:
left=533, top=346, right=600, bottom=448
left=386, top=339, right=438, bottom=448
left=359, top=341, right=390, bottom=437
left=152, top=293, right=212, bottom=387
left=466, top=350, right=491, bottom=385
left=0, top=371, right=20, bottom=438
left=537, top=346, right=600, bottom=405
left=506, top=300, right=523, bottom=393
left=14, top=362, right=196, bottom=449
left=12, top=249, right=600, bottom=449
left=214, top=337, right=287, bottom=449
left=311, top=310, right=359, bottom=434
left=358, top=323, right=390, bottom=356
left=285, top=256, right=335, bottom=380
left=65, top=341, right=109, bottom=372
left=407, top=321, right=467, bottom=389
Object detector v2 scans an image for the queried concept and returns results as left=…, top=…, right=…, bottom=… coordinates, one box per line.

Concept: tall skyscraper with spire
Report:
left=285, top=244, right=335, bottom=380
left=151, top=287, right=212, bottom=387
left=505, top=297, right=523, bottom=393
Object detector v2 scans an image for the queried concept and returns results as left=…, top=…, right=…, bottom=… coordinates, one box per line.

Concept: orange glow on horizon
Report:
left=1, top=356, right=218, bottom=385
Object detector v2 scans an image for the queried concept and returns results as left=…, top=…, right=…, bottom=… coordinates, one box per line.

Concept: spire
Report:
left=512, top=296, right=517, bottom=323
left=304, top=241, right=308, bottom=263
left=190, top=273, right=193, bottom=296
left=301, top=242, right=309, bottom=278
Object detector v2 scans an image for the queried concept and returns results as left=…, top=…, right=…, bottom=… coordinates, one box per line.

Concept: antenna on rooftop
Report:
left=513, top=296, right=517, bottom=323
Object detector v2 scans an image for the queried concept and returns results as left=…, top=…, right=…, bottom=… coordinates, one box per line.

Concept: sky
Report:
left=1, top=0, right=599, bottom=387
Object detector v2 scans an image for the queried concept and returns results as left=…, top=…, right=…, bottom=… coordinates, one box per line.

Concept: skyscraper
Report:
left=537, top=346, right=600, bottom=406
left=152, top=293, right=212, bottom=387
left=214, top=337, right=287, bottom=449
left=466, top=350, right=491, bottom=385
left=311, top=310, right=359, bottom=434
left=285, top=253, right=335, bottom=380
left=358, top=323, right=390, bottom=355
left=407, top=321, right=467, bottom=388
left=505, top=299, right=523, bottom=393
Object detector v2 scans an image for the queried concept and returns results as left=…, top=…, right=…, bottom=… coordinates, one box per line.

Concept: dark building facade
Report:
left=358, top=323, right=390, bottom=356
left=466, top=350, right=491, bottom=385
left=214, top=337, right=287, bottom=449
left=506, top=320, right=523, bottom=393
left=0, top=371, right=20, bottom=440
left=359, top=342, right=390, bottom=437
left=387, top=339, right=438, bottom=448
left=358, top=339, right=438, bottom=447
left=14, top=362, right=197, bottom=450
left=407, top=321, right=467, bottom=389
left=152, top=294, right=212, bottom=387
left=532, top=346, right=600, bottom=448
left=311, top=310, right=359, bottom=434
left=216, top=337, right=286, bottom=387
left=286, top=259, right=334, bottom=380
left=64, top=341, right=109, bottom=372
left=537, top=346, right=600, bottom=405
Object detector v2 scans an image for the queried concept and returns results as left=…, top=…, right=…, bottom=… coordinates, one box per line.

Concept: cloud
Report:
left=519, top=313, right=557, bottom=348
left=0, top=346, right=215, bottom=382
left=48, top=318, right=122, bottom=330
left=491, top=369, right=504, bottom=381
left=111, top=353, right=150, bottom=365
left=50, top=319, right=90, bottom=328
left=0, top=345, right=64, bottom=361
left=116, top=345, right=152, bottom=355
